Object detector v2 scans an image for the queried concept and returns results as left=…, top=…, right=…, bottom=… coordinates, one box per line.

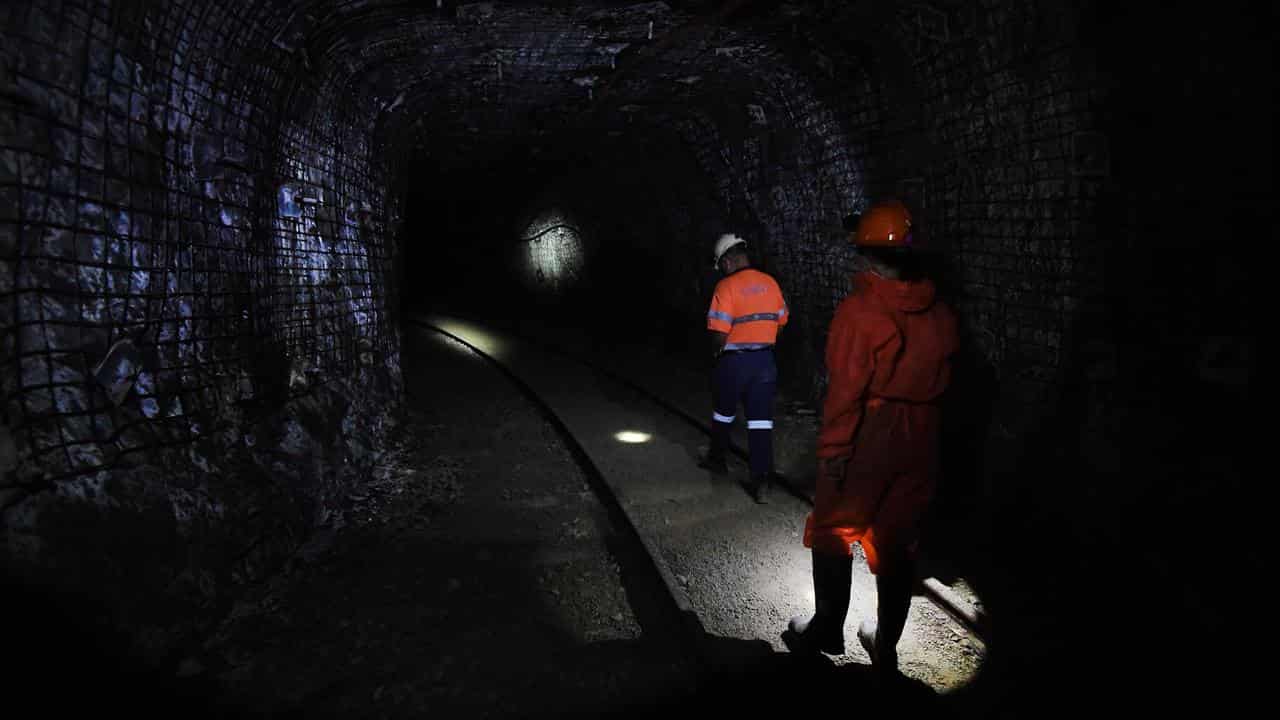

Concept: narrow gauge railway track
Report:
left=409, top=319, right=710, bottom=664
left=410, top=317, right=988, bottom=662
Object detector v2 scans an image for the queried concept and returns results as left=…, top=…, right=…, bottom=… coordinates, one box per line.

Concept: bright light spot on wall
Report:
left=521, top=210, right=585, bottom=293
left=614, top=431, right=651, bottom=444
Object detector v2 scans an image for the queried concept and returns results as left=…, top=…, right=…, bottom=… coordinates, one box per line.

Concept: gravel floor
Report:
left=445, top=313, right=988, bottom=692
left=202, top=329, right=696, bottom=718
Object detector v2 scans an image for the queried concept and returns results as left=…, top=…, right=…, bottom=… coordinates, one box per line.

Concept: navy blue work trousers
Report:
left=710, top=348, right=776, bottom=477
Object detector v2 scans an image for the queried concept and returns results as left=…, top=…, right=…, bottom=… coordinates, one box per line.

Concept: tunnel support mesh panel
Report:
left=2, top=0, right=399, bottom=488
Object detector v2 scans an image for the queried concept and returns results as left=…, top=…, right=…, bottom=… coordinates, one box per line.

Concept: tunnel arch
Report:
left=4, top=0, right=1262, bottom=691
left=364, top=7, right=883, bottom=388
left=0, top=0, right=1101, bottom=653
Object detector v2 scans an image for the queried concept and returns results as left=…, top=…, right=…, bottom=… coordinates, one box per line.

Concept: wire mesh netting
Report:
left=1, top=0, right=399, bottom=487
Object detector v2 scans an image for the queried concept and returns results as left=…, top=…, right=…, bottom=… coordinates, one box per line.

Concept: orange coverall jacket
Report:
left=804, top=270, right=959, bottom=573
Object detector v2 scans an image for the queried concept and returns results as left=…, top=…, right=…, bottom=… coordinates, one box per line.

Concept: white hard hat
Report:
left=713, top=233, right=746, bottom=267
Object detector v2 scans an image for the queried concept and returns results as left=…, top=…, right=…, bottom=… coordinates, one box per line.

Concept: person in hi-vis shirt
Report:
left=698, top=233, right=788, bottom=504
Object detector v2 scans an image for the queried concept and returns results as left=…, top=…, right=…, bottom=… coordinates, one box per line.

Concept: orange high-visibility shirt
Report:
left=706, top=268, right=789, bottom=349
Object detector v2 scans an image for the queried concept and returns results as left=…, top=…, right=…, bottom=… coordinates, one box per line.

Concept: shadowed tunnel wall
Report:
left=2, top=0, right=1266, bottom=690
left=1, top=0, right=405, bottom=662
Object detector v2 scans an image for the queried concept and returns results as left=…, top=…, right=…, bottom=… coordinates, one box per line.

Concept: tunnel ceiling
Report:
left=272, top=0, right=863, bottom=162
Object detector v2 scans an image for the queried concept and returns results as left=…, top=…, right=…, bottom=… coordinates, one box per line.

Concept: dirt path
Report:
left=419, top=313, right=986, bottom=691
left=203, top=329, right=696, bottom=718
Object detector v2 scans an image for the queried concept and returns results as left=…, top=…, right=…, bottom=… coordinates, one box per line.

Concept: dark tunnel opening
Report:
left=400, top=130, right=734, bottom=367
left=2, top=0, right=1268, bottom=716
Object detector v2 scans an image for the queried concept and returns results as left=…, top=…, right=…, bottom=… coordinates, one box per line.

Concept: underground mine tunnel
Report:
left=1, top=0, right=1265, bottom=717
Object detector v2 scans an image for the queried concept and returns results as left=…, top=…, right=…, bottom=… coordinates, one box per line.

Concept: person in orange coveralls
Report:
left=783, top=199, right=958, bottom=674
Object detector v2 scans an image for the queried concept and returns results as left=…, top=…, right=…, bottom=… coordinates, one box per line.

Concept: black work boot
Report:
left=784, top=550, right=853, bottom=655
left=747, top=473, right=770, bottom=503
left=857, top=619, right=899, bottom=674
left=859, top=558, right=911, bottom=674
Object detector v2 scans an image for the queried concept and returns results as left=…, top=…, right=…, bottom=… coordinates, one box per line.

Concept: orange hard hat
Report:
left=850, top=199, right=913, bottom=247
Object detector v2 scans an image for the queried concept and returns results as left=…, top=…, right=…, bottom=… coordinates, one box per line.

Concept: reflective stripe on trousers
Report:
left=710, top=349, right=777, bottom=477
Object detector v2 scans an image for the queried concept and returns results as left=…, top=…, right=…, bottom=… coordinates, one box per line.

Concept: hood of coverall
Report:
left=853, top=270, right=937, bottom=313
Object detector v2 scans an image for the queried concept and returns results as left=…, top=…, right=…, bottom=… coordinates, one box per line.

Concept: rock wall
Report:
left=1, top=0, right=403, bottom=665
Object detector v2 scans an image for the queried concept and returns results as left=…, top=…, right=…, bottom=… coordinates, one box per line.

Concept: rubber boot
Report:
left=857, top=619, right=896, bottom=673
left=858, top=557, right=912, bottom=673
left=785, top=550, right=853, bottom=654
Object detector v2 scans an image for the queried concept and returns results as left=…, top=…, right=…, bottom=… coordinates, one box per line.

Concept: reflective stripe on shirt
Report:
left=733, top=312, right=779, bottom=324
